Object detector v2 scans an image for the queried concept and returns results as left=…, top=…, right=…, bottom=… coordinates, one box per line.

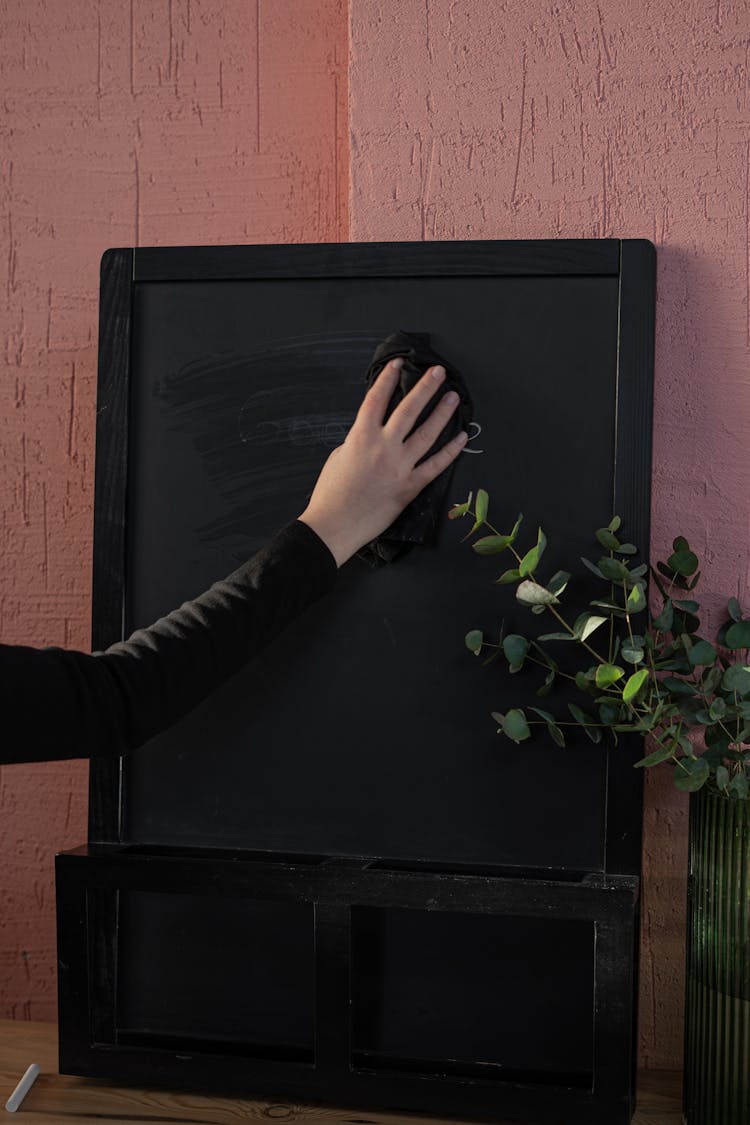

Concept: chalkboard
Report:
left=60, top=240, right=654, bottom=1121
left=91, top=240, right=655, bottom=876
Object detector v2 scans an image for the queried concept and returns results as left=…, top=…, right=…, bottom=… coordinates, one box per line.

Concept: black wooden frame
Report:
left=88, top=238, right=656, bottom=874
left=57, top=846, right=640, bottom=1124
left=63, top=238, right=656, bottom=1123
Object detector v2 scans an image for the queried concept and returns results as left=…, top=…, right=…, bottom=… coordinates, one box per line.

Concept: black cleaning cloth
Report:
left=358, top=330, right=472, bottom=567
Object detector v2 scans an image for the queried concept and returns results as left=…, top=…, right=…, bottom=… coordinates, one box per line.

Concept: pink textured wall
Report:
left=0, top=0, right=347, bottom=1021
left=349, top=0, right=750, bottom=1068
left=2, top=0, right=748, bottom=1078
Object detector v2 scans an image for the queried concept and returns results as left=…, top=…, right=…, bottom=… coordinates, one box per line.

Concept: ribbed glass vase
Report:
left=684, top=784, right=750, bottom=1125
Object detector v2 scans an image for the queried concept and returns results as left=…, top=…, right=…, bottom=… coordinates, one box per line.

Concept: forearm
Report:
left=0, top=521, right=336, bottom=765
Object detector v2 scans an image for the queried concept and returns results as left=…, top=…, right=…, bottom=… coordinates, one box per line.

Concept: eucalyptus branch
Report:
left=455, top=493, right=750, bottom=796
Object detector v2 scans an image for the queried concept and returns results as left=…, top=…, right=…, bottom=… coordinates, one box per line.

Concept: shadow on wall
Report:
left=650, top=244, right=744, bottom=597
left=638, top=242, right=745, bottom=1071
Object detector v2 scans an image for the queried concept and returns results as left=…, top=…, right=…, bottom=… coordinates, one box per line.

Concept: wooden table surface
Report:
left=0, top=1020, right=682, bottom=1125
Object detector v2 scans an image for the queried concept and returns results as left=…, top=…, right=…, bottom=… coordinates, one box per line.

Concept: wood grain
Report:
left=0, top=1021, right=682, bottom=1125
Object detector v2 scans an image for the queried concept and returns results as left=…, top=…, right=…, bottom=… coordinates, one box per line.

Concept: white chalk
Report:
left=5, top=1063, right=40, bottom=1113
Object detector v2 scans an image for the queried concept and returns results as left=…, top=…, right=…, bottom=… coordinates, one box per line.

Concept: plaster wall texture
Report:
left=349, top=0, right=750, bottom=1069
left=1, top=0, right=748, bottom=1078
left=0, top=0, right=347, bottom=1022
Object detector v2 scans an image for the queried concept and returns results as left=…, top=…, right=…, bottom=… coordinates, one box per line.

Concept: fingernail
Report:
left=391, top=357, right=404, bottom=370
left=454, top=430, right=468, bottom=446
left=431, top=365, right=445, bottom=381
left=445, top=390, right=459, bottom=406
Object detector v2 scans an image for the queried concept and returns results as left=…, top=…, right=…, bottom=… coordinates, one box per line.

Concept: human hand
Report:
left=298, top=358, right=467, bottom=567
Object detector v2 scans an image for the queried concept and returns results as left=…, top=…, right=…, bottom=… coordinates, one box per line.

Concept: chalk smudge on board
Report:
left=154, top=331, right=384, bottom=550
left=241, top=409, right=353, bottom=449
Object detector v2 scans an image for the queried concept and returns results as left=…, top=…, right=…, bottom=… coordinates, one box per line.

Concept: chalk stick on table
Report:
left=5, top=1063, right=40, bottom=1113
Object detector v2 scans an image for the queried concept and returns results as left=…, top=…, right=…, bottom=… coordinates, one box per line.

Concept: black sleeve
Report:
left=0, top=520, right=337, bottom=765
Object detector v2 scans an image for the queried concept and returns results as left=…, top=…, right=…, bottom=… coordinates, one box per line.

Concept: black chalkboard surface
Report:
left=58, top=240, right=654, bottom=1122
left=91, top=244, right=652, bottom=875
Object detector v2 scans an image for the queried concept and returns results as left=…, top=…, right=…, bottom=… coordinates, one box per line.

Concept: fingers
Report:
left=411, top=428, right=468, bottom=489
left=403, top=387, right=461, bottom=460
left=385, top=364, right=446, bottom=439
left=357, top=358, right=403, bottom=428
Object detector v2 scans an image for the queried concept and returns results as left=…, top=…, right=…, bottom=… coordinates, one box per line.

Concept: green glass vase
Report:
left=684, top=785, right=750, bottom=1124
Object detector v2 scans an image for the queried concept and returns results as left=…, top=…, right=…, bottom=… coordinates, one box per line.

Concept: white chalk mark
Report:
left=239, top=407, right=354, bottom=449
left=462, top=421, right=484, bottom=453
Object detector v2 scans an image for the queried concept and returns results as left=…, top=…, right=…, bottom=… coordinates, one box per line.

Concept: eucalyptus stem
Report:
left=621, top=579, right=636, bottom=648
left=545, top=604, right=609, bottom=665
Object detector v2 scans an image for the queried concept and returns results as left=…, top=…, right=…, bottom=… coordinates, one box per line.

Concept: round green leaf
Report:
left=709, top=697, right=727, bottom=720
left=598, top=557, right=630, bottom=582
left=621, top=641, right=645, bottom=665
left=516, top=580, right=559, bottom=607
left=472, top=534, right=514, bottom=555
left=547, top=570, right=571, bottom=597
left=448, top=493, right=473, bottom=520
left=674, top=599, right=699, bottom=613
left=726, top=621, right=750, bottom=649
left=702, top=666, right=723, bottom=693
left=652, top=600, right=674, bottom=632
left=502, top=709, right=530, bottom=743
left=599, top=701, right=621, bottom=725
left=581, top=557, right=605, bottom=579
left=627, top=585, right=647, bottom=614
left=596, top=663, right=625, bottom=688
left=595, top=528, right=621, bottom=550
left=465, top=629, right=483, bottom=655
left=547, top=723, right=566, bottom=748
left=496, top=568, right=521, bottom=585
left=623, top=668, right=650, bottom=703
left=634, top=741, right=677, bottom=768
left=662, top=677, right=696, bottom=696
left=688, top=640, right=716, bottom=667
left=723, top=664, right=750, bottom=695
left=507, top=513, right=523, bottom=541
left=579, top=614, right=608, bottom=642
left=675, top=612, right=701, bottom=637
left=728, top=597, right=742, bottom=622
left=673, top=756, right=710, bottom=792
left=503, top=634, right=529, bottom=672
left=519, top=528, right=547, bottom=577
left=668, top=548, right=699, bottom=577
